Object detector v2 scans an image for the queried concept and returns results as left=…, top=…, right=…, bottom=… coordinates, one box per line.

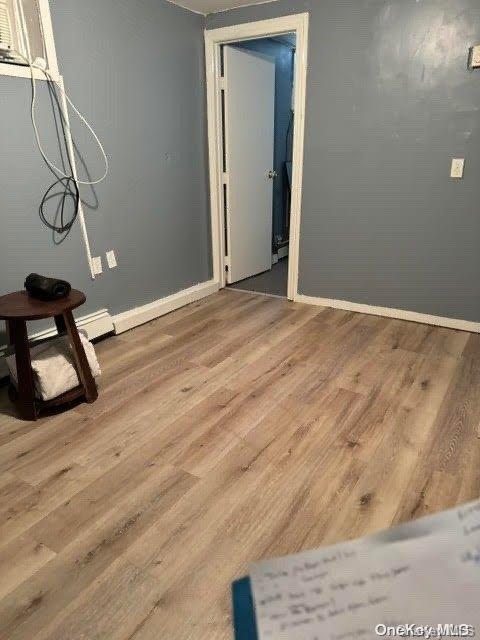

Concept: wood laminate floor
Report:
left=0, top=289, right=479, bottom=639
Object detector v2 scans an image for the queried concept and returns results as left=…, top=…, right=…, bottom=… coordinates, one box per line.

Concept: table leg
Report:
left=7, top=320, right=37, bottom=421
left=63, top=311, right=98, bottom=403
left=5, top=321, right=14, bottom=345
left=54, top=314, right=67, bottom=336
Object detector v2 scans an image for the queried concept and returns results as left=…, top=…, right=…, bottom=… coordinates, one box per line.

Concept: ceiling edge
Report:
left=206, top=0, right=281, bottom=16
left=165, top=0, right=207, bottom=17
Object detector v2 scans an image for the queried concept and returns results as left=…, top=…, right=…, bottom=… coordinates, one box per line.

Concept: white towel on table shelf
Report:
left=6, top=330, right=101, bottom=401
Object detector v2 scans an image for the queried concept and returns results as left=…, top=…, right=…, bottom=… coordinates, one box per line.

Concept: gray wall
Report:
left=208, top=0, right=480, bottom=322
left=2, top=0, right=480, bottom=338
left=0, top=0, right=211, bottom=342
left=234, top=38, right=294, bottom=243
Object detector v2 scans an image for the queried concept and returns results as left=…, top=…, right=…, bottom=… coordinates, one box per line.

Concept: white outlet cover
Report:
left=451, top=158, right=465, bottom=179
left=471, top=45, right=480, bottom=68
left=92, top=256, right=103, bottom=275
left=106, top=250, right=117, bottom=269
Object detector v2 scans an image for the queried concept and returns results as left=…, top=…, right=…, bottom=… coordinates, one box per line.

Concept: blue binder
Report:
left=232, top=577, right=258, bottom=640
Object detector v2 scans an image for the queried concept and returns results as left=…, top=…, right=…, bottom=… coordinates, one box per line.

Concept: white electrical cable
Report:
left=13, top=49, right=109, bottom=186
left=8, top=3, right=101, bottom=278
left=11, top=48, right=103, bottom=278
left=41, top=67, right=109, bottom=185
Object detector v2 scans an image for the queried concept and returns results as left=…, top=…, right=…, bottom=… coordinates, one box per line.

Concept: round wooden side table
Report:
left=0, top=289, right=98, bottom=421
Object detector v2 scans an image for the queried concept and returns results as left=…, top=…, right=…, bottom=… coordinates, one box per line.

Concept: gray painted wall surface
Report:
left=208, top=0, right=480, bottom=322
left=234, top=38, right=294, bottom=243
left=0, top=0, right=211, bottom=342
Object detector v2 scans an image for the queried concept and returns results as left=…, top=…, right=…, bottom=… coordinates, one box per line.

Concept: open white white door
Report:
left=223, top=45, right=276, bottom=284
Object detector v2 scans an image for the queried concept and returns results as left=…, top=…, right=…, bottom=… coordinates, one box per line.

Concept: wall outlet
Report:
left=470, top=45, right=480, bottom=69
left=92, top=256, right=103, bottom=275
left=450, top=158, right=465, bottom=179
left=106, top=250, right=117, bottom=269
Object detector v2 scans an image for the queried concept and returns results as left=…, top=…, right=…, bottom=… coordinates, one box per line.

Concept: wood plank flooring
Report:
left=0, top=289, right=479, bottom=639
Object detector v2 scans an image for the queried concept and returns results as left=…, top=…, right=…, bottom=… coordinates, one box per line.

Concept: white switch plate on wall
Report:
left=106, top=250, right=117, bottom=269
left=92, top=256, right=103, bottom=275
left=451, top=158, right=465, bottom=179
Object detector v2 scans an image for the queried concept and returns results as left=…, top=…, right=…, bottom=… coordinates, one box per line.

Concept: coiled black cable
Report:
left=38, top=79, right=80, bottom=238
left=39, top=175, right=79, bottom=234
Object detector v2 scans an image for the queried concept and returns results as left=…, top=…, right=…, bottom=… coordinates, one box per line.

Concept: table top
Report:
left=0, top=290, right=86, bottom=321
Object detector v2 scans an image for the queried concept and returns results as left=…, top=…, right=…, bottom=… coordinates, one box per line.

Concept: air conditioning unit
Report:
left=0, top=0, right=14, bottom=56
left=0, top=0, right=33, bottom=64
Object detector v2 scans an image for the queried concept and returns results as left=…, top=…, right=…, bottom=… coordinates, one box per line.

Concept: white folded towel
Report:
left=6, top=330, right=101, bottom=401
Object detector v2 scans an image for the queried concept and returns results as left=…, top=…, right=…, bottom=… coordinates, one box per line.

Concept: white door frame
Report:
left=204, top=13, right=309, bottom=300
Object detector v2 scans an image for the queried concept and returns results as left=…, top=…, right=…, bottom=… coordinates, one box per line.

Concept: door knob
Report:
left=268, top=170, right=278, bottom=179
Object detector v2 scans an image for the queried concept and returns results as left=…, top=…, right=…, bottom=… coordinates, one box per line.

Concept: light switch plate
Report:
left=451, top=158, right=465, bottom=179
left=106, top=250, right=117, bottom=269
left=92, top=256, right=103, bottom=275
left=470, top=45, right=480, bottom=68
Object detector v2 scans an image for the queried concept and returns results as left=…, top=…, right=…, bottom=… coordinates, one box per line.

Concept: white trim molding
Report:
left=0, top=309, right=114, bottom=352
left=204, top=13, right=309, bottom=301
left=0, top=308, right=113, bottom=355
left=295, top=294, right=480, bottom=334
left=272, top=246, right=288, bottom=265
left=113, top=279, right=220, bottom=335
left=0, top=308, right=114, bottom=379
left=35, top=308, right=114, bottom=342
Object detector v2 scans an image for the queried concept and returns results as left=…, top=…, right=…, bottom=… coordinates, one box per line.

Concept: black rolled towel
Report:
left=24, top=273, right=72, bottom=301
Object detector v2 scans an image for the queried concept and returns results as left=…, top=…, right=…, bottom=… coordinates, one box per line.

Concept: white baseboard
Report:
left=82, top=309, right=115, bottom=339
left=272, top=246, right=289, bottom=265
left=1, top=278, right=220, bottom=379
left=113, top=279, right=220, bottom=335
left=32, top=309, right=114, bottom=343
left=0, top=308, right=114, bottom=380
left=295, top=294, right=480, bottom=334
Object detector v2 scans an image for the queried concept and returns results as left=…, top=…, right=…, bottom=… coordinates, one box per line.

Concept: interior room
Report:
left=1, top=0, right=480, bottom=638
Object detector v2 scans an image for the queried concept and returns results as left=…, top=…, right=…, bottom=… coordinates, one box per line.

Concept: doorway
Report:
left=224, top=36, right=295, bottom=297
left=204, top=14, right=309, bottom=301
